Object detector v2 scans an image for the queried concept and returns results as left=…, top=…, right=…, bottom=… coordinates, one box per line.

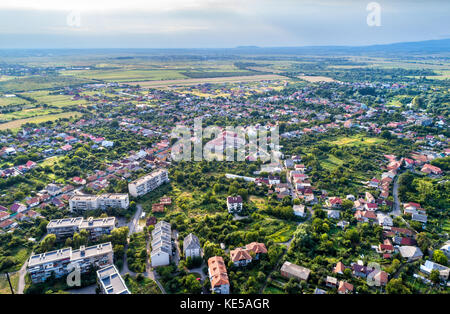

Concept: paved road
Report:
left=16, top=260, right=28, bottom=294
left=188, top=264, right=206, bottom=280
left=128, top=204, right=143, bottom=236
left=391, top=174, right=402, bottom=217
left=145, top=235, right=166, bottom=294
left=67, top=284, right=97, bottom=294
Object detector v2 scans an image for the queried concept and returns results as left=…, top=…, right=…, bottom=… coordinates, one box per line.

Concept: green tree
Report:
left=433, top=250, right=448, bottom=266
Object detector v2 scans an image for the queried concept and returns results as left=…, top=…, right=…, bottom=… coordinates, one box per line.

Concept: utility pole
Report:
left=5, top=272, right=14, bottom=294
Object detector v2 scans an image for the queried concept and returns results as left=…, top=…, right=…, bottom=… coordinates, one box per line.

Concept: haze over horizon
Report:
left=0, top=0, right=449, bottom=49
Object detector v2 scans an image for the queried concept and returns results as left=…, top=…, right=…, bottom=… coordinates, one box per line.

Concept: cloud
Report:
left=0, top=0, right=449, bottom=48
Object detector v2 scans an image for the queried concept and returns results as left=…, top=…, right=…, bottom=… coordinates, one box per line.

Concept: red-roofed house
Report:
left=421, top=164, right=443, bottom=175
left=338, top=281, right=354, bottom=294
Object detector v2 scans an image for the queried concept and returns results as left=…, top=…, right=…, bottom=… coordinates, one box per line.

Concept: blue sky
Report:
left=0, top=0, right=449, bottom=48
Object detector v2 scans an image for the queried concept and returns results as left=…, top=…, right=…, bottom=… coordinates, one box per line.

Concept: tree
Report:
left=386, top=278, right=411, bottom=294
left=430, top=269, right=441, bottom=285
left=433, top=250, right=448, bottom=266
left=40, top=234, right=57, bottom=252
left=416, top=232, right=431, bottom=253
left=238, top=188, right=248, bottom=202
left=341, top=199, right=354, bottom=211
left=345, top=229, right=360, bottom=244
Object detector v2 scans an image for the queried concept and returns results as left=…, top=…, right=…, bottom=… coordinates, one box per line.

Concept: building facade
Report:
left=27, top=242, right=114, bottom=283
left=47, top=216, right=116, bottom=240
left=97, top=265, right=130, bottom=294
left=151, top=221, right=172, bottom=267
left=128, top=169, right=169, bottom=198
left=69, top=194, right=129, bottom=212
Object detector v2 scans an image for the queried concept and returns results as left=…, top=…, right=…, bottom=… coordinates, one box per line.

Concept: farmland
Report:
left=126, top=74, right=289, bottom=88
left=0, top=111, right=81, bottom=130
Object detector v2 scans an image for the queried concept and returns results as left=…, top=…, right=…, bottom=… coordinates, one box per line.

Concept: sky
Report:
left=0, top=0, right=449, bottom=49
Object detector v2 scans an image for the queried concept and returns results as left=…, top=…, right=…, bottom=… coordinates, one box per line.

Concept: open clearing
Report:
left=298, top=75, right=338, bottom=83
left=0, top=272, right=19, bottom=294
left=0, top=111, right=81, bottom=130
left=330, top=136, right=386, bottom=147
left=126, top=74, right=289, bottom=88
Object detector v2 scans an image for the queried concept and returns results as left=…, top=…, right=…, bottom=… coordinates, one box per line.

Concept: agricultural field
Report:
left=61, top=68, right=188, bottom=82
left=127, top=74, right=288, bottom=88
left=0, top=76, right=93, bottom=93
left=0, top=111, right=81, bottom=130
left=329, top=135, right=386, bottom=147
left=298, top=75, right=338, bottom=83
left=19, top=91, right=88, bottom=108
left=0, top=95, right=30, bottom=107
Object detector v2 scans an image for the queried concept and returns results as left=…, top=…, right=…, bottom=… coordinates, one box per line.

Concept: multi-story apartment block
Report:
left=128, top=169, right=169, bottom=198
left=47, top=216, right=116, bottom=240
left=151, top=221, right=172, bottom=267
left=97, top=265, right=130, bottom=294
left=47, top=217, right=84, bottom=239
left=69, top=193, right=129, bottom=212
left=97, top=194, right=130, bottom=210
left=27, top=242, right=114, bottom=283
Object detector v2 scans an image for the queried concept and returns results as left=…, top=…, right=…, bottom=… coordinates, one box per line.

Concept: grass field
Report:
left=61, top=69, right=188, bottom=82
left=266, top=224, right=297, bottom=243
left=0, top=272, right=19, bottom=294
left=127, top=74, right=288, bottom=88
left=20, top=91, right=88, bottom=107
left=0, top=111, right=81, bottom=130
left=0, top=96, right=30, bottom=107
left=329, top=135, right=386, bottom=147
left=0, top=76, right=92, bottom=93
left=0, top=107, right=65, bottom=122
left=298, top=75, right=338, bottom=83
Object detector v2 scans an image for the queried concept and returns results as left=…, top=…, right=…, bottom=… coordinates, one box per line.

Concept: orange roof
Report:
left=246, top=242, right=268, bottom=254
left=208, top=256, right=229, bottom=287
left=230, top=248, right=252, bottom=262
left=338, top=281, right=354, bottom=293
left=152, top=203, right=164, bottom=213
left=334, top=261, right=346, bottom=273
left=211, top=273, right=229, bottom=288
left=208, top=256, right=227, bottom=276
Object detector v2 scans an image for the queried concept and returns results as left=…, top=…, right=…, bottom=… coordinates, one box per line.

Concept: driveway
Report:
left=391, top=174, right=402, bottom=217
left=128, top=204, right=143, bottom=236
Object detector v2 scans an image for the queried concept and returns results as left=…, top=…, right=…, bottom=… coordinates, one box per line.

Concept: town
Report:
left=0, top=45, right=449, bottom=296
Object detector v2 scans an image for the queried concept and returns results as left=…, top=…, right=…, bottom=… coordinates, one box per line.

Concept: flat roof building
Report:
left=27, top=242, right=114, bottom=283
left=128, top=169, right=169, bottom=198
left=97, top=265, right=130, bottom=294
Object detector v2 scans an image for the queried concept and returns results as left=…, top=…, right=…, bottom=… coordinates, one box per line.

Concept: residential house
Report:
left=280, top=261, right=311, bottom=282
left=227, top=196, right=243, bottom=214
left=183, top=233, right=202, bottom=259
left=208, top=256, right=230, bottom=294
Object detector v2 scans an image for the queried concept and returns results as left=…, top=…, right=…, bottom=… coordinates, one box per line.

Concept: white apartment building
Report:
left=97, top=265, right=130, bottom=294
left=128, top=169, right=169, bottom=198
left=151, top=221, right=172, bottom=267
left=69, top=193, right=129, bottom=212
left=47, top=216, right=116, bottom=240
left=27, top=242, right=114, bottom=283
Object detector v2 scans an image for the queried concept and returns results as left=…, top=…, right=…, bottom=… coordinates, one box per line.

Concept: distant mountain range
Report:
left=232, top=39, right=450, bottom=56
left=0, top=39, right=449, bottom=58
